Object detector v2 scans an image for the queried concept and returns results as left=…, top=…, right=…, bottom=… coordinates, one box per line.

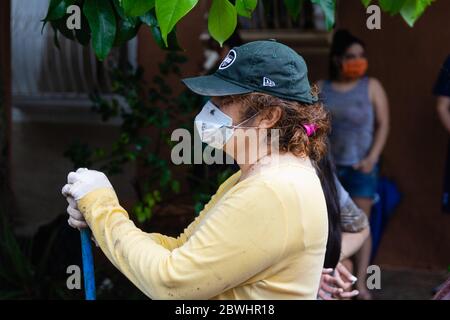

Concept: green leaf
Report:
left=83, top=0, right=117, bottom=60
left=121, top=0, right=155, bottom=17
left=400, top=0, right=434, bottom=27
left=155, top=0, right=198, bottom=46
left=360, top=0, right=372, bottom=7
left=140, top=11, right=158, bottom=26
left=75, top=11, right=91, bottom=46
left=311, top=0, right=336, bottom=30
left=141, top=10, right=181, bottom=50
left=139, top=11, right=158, bottom=27
left=42, top=0, right=76, bottom=34
left=171, top=180, right=180, bottom=193
left=283, top=0, right=303, bottom=21
left=153, top=190, right=162, bottom=202
left=235, top=0, right=258, bottom=18
left=156, top=27, right=182, bottom=50
left=114, top=17, right=141, bottom=46
left=112, top=1, right=141, bottom=48
left=133, top=201, right=153, bottom=223
left=113, top=0, right=127, bottom=18
left=379, top=0, right=407, bottom=14
left=43, top=0, right=75, bottom=22
left=51, top=15, right=76, bottom=41
left=208, top=0, right=237, bottom=47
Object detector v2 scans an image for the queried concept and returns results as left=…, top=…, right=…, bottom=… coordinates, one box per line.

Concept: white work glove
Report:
left=65, top=196, right=99, bottom=246
left=61, top=168, right=113, bottom=201
left=62, top=168, right=113, bottom=246
left=66, top=195, right=88, bottom=229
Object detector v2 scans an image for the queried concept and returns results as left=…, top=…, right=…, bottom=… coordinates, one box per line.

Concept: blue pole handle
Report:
left=80, top=228, right=96, bottom=300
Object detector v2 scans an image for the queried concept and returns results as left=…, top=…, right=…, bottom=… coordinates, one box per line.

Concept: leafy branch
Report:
left=43, top=0, right=436, bottom=61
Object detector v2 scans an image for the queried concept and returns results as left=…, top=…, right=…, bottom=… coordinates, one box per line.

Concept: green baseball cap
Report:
left=182, top=40, right=317, bottom=104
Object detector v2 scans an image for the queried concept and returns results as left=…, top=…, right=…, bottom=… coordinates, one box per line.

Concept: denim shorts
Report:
left=336, top=164, right=378, bottom=199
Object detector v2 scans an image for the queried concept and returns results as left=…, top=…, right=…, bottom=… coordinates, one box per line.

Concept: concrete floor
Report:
left=370, top=267, right=449, bottom=300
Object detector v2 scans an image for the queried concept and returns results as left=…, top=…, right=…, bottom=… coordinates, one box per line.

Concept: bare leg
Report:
left=352, top=197, right=373, bottom=300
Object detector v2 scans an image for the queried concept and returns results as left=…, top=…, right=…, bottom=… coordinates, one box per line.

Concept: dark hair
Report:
left=315, top=149, right=342, bottom=269
left=329, top=29, right=366, bottom=80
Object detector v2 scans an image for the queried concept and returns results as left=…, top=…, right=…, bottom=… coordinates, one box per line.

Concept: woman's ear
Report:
left=258, top=107, right=282, bottom=129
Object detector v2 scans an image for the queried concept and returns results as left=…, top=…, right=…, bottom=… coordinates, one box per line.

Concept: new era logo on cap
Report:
left=262, top=77, right=276, bottom=87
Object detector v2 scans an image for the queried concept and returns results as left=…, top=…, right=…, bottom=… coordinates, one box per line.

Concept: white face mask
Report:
left=194, top=100, right=259, bottom=149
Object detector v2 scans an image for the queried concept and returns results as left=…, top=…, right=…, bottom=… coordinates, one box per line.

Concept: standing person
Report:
left=317, top=30, right=390, bottom=299
left=62, top=40, right=341, bottom=299
left=433, top=55, right=450, bottom=213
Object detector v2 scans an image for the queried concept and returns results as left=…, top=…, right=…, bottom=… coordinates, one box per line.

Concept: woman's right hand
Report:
left=66, top=196, right=99, bottom=246
left=66, top=196, right=88, bottom=229
left=62, top=167, right=114, bottom=230
left=352, top=156, right=377, bottom=174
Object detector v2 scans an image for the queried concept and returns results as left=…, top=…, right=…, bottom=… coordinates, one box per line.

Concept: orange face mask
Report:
left=342, top=58, right=368, bottom=79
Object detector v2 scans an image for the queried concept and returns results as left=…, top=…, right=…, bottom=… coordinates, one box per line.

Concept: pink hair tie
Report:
left=303, top=124, right=317, bottom=137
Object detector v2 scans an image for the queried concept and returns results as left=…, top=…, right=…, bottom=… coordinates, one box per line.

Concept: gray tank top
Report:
left=320, top=77, right=374, bottom=165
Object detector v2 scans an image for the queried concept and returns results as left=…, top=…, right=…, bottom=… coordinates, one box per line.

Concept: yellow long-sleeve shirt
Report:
left=78, top=160, right=328, bottom=299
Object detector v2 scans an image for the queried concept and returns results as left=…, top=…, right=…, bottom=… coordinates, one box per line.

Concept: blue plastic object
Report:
left=370, top=177, right=401, bottom=262
left=80, top=229, right=96, bottom=300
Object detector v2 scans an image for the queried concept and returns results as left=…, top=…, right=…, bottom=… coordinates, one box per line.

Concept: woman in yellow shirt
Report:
left=62, top=40, right=340, bottom=299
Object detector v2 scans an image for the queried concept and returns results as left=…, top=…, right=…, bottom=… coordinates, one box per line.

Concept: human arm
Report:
left=62, top=169, right=287, bottom=299
left=437, top=96, right=450, bottom=133
left=340, top=229, right=370, bottom=261
left=335, top=176, right=370, bottom=260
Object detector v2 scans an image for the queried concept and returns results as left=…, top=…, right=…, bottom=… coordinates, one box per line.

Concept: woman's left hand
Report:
left=353, top=156, right=377, bottom=174
left=318, top=263, right=359, bottom=300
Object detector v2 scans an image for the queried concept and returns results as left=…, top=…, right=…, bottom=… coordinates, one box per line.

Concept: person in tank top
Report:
left=317, top=29, right=390, bottom=300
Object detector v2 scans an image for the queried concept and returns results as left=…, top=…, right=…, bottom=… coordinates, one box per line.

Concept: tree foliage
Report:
left=43, top=0, right=436, bottom=60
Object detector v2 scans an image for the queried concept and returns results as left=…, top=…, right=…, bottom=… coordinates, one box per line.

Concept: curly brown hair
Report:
left=218, top=87, right=330, bottom=162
